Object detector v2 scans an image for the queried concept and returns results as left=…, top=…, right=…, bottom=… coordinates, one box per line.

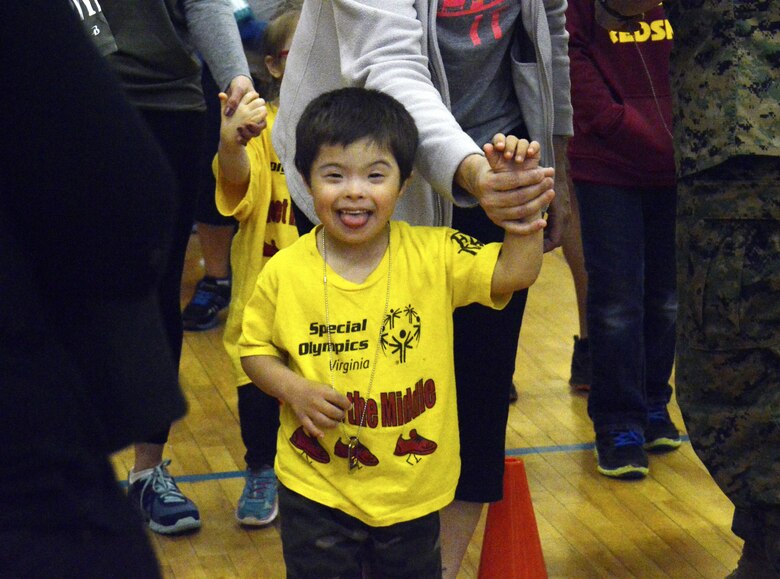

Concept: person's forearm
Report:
left=595, top=0, right=663, bottom=32
left=328, top=1, right=481, bottom=202
left=216, top=141, right=250, bottom=206
left=491, top=230, right=544, bottom=297
left=602, top=0, right=662, bottom=17
left=553, top=137, right=569, bottom=175
left=184, top=0, right=250, bottom=90
left=241, top=353, right=351, bottom=439
left=218, top=140, right=250, bottom=183
left=241, top=354, right=298, bottom=401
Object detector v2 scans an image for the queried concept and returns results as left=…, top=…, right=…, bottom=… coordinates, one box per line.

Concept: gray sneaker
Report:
left=127, top=459, right=201, bottom=535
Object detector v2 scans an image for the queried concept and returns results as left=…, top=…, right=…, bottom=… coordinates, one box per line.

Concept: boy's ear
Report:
left=398, top=172, right=413, bottom=198
left=265, top=55, right=284, bottom=80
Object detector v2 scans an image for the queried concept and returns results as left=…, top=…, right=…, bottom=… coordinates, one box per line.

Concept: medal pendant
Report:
left=347, top=437, right=359, bottom=474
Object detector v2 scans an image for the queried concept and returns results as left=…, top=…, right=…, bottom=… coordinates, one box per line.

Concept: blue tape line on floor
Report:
left=118, top=436, right=689, bottom=488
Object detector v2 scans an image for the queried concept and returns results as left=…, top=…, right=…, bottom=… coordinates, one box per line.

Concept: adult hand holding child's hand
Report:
left=480, top=135, right=555, bottom=233
left=218, top=90, right=267, bottom=146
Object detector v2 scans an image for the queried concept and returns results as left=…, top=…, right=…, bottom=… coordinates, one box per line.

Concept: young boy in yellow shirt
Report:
left=240, top=87, right=550, bottom=576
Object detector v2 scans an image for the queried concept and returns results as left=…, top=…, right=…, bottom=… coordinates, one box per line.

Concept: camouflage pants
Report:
left=676, top=156, right=780, bottom=533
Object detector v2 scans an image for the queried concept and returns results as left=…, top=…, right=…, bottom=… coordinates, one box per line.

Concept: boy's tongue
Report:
left=340, top=210, right=370, bottom=229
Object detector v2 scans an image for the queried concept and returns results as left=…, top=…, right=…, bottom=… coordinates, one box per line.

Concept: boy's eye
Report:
left=368, top=171, right=385, bottom=180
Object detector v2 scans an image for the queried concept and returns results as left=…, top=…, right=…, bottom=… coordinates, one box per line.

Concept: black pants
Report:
left=141, top=108, right=206, bottom=445
left=238, top=383, right=281, bottom=468
left=452, top=204, right=527, bottom=502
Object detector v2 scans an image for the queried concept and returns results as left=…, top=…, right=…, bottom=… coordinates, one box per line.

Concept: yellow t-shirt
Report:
left=215, top=106, right=299, bottom=388
left=239, top=221, right=510, bottom=526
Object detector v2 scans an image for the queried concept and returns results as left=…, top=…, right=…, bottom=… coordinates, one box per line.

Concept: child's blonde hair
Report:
left=255, top=9, right=300, bottom=102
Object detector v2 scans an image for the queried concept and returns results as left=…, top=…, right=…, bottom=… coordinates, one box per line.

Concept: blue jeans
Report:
left=576, top=182, right=677, bottom=434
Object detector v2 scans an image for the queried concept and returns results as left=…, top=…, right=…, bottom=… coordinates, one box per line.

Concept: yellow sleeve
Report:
left=238, top=256, right=284, bottom=360
left=447, top=228, right=509, bottom=310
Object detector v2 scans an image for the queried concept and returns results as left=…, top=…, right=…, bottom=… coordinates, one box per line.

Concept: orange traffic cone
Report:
left=477, top=457, right=547, bottom=578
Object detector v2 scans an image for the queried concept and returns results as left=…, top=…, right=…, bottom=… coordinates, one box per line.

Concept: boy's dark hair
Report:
left=295, top=87, right=419, bottom=185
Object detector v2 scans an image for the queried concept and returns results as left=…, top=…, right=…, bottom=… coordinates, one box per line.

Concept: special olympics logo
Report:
left=380, top=305, right=422, bottom=364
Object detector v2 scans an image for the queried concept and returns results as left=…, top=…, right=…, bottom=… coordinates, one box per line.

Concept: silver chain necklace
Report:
left=321, top=225, right=391, bottom=473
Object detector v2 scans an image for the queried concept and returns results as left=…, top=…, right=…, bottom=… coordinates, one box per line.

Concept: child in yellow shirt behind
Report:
left=214, top=9, right=300, bottom=527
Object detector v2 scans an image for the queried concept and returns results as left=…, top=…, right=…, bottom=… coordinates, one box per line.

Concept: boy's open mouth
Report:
left=339, top=209, right=372, bottom=229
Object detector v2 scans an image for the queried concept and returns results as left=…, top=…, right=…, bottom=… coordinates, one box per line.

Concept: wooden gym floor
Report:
left=110, top=233, right=741, bottom=578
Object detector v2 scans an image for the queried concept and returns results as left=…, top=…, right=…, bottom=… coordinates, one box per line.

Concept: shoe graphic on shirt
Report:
left=394, top=429, right=438, bottom=464
left=334, top=437, right=379, bottom=467
left=290, top=426, right=330, bottom=464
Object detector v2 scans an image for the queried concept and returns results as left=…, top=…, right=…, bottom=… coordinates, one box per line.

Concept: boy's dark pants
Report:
left=278, top=485, right=442, bottom=578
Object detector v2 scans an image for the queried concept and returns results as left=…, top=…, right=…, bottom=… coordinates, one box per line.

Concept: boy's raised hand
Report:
left=484, top=134, right=536, bottom=170
left=219, top=90, right=267, bottom=146
left=483, top=135, right=553, bottom=230
left=286, top=378, right=352, bottom=440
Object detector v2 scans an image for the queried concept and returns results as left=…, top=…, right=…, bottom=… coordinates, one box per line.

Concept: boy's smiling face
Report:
left=308, top=138, right=406, bottom=253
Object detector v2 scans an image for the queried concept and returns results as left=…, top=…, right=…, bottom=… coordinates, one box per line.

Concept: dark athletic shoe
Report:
left=644, top=404, right=682, bottom=452
left=182, top=276, right=231, bottom=331
left=595, top=429, right=649, bottom=479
